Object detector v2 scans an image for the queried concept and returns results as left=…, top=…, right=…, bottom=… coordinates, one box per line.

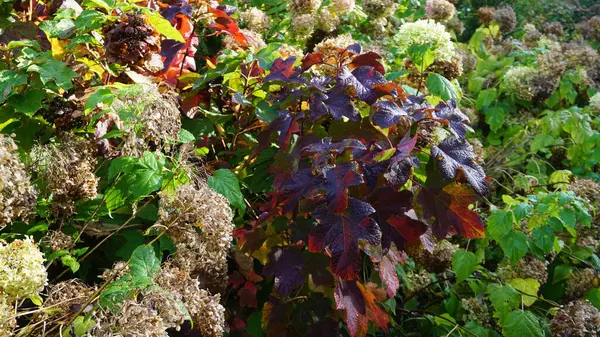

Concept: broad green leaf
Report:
left=502, top=310, right=544, bottom=337
left=507, top=278, right=540, bottom=307
left=6, top=89, right=46, bottom=116
left=39, top=19, right=76, bottom=39
left=74, top=10, right=106, bottom=32
left=407, top=44, right=435, bottom=70
left=549, top=170, right=571, bottom=190
left=129, top=245, right=160, bottom=279
left=584, top=288, right=600, bottom=310
left=208, top=169, right=246, bottom=212
left=485, top=106, right=505, bottom=133
left=28, top=60, right=77, bottom=90
left=0, top=70, right=28, bottom=103
left=552, top=264, right=572, bottom=284
left=85, top=87, right=115, bottom=113
left=178, top=129, right=195, bottom=143
left=530, top=134, right=555, bottom=152
left=145, top=11, right=185, bottom=42
left=512, top=202, right=532, bottom=222
left=128, top=152, right=164, bottom=197
left=426, top=73, right=459, bottom=101
left=452, top=249, right=478, bottom=283
left=487, top=284, right=520, bottom=324
left=487, top=210, right=513, bottom=241
left=531, top=226, right=554, bottom=254
left=81, top=0, right=115, bottom=10
left=61, top=254, right=80, bottom=273
left=500, top=231, right=529, bottom=263
left=476, top=89, right=497, bottom=110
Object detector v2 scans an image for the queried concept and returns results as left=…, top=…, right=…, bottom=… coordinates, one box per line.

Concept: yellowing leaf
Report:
left=50, top=38, right=68, bottom=60
left=145, top=11, right=185, bottom=42
left=507, top=278, right=540, bottom=307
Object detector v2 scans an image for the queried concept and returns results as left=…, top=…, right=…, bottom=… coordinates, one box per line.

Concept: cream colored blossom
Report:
left=396, top=20, right=455, bottom=63
left=241, top=8, right=270, bottom=33
left=501, top=66, right=537, bottom=101
left=0, top=237, right=47, bottom=300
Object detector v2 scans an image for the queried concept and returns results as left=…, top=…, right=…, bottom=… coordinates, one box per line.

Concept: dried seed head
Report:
left=493, top=6, right=516, bottom=34
left=241, top=8, right=270, bottom=33
left=0, top=135, right=37, bottom=230
left=566, top=268, right=597, bottom=298
left=551, top=299, right=600, bottom=337
left=461, top=297, right=490, bottom=326
left=41, top=230, right=75, bottom=252
left=103, top=13, right=161, bottom=66
left=34, top=279, right=95, bottom=322
left=288, top=0, right=322, bottom=14
left=426, top=0, right=456, bottom=22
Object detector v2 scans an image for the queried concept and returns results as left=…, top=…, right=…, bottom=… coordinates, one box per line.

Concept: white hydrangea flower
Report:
left=0, top=237, right=47, bottom=300
left=240, top=8, right=270, bottom=33
left=590, top=92, right=600, bottom=109
left=0, top=296, right=16, bottom=336
left=396, top=19, right=455, bottom=63
left=501, top=66, right=537, bottom=101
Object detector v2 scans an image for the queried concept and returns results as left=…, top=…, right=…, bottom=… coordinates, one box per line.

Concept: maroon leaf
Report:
left=391, top=132, right=418, bottom=165
left=369, top=187, right=427, bottom=252
left=351, top=52, right=385, bottom=75
left=431, top=136, right=488, bottom=195
left=308, top=318, right=341, bottom=337
left=338, top=66, right=387, bottom=104
left=281, top=167, right=325, bottom=213
left=378, top=247, right=407, bottom=297
left=302, top=52, right=325, bottom=71
left=334, top=280, right=390, bottom=337
left=309, top=198, right=380, bottom=280
left=384, top=157, right=419, bottom=186
left=303, top=251, right=334, bottom=287
left=264, top=246, right=305, bottom=296
left=303, top=138, right=366, bottom=169
left=418, top=181, right=486, bottom=239
left=265, top=57, right=304, bottom=83
left=324, top=162, right=364, bottom=213
left=271, top=110, right=300, bottom=151
left=372, top=100, right=408, bottom=128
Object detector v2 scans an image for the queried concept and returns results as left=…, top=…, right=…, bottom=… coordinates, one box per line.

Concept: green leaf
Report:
left=500, top=231, right=529, bottom=263
left=408, top=44, right=435, bottom=70
left=452, top=249, right=478, bottom=283
left=584, top=288, right=600, bottom=310
left=39, top=19, right=76, bottom=39
left=178, top=129, right=195, bottom=143
left=81, top=0, right=115, bottom=11
left=208, top=169, right=246, bottom=212
left=84, top=87, right=115, bottom=114
left=128, top=152, right=164, bottom=198
left=549, top=170, right=571, bottom=190
left=502, top=310, right=543, bottom=337
left=426, top=73, right=459, bottom=101
left=74, top=10, right=106, bottom=32
left=485, top=106, right=505, bottom=133
left=487, top=284, right=520, bottom=324
left=530, top=134, right=555, bottom=152
left=6, top=89, right=46, bottom=116
left=476, top=89, right=497, bottom=110
left=61, top=254, right=80, bottom=273
left=0, top=70, right=28, bottom=103
left=531, top=226, right=555, bottom=254
left=7, top=40, right=40, bottom=51
left=129, top=245, right=160, bottom=279
left=28, top=60, right=77, bottom=91
left=507, top=278, right=540, bottom=307
left=487, top=210, right=513, bottom=241
left=145, top=11, right=185, bottom=42
left=552, top=264, right=572, bottom=284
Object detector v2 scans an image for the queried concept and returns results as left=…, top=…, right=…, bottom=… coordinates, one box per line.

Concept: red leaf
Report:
left=309, top=198, right=380, bottom=280
left=334, top=280, right=390, bottom=337
left=238, top=281, right=258, bottom=308
left=265, top=57, right=304, bottom=83
left=301, top=52, right=325, bottom=71
left=209, top=7, right=248, bottom=47
left=378, top=247, right=407, bottom=297
left=418, top=182, right=485, bottom=239
left=350, top=52, right=385, bottom=75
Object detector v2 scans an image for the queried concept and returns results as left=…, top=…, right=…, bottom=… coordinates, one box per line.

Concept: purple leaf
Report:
left=338, top=66, right=387, bottom=104
left=373, top=100, right=408, bottom=128
left=270, top=110, right=300, bottom=151
left=432, top=100, right=473, bottom=139
left=324, top=162, right=364, bottom=213
left=385, top=157, right=419, bottom=186
left=309, top=198, right=380, bottom=280
left=281, top=167, right=325, bottom=213
left=431, top=136, right=488, bottom=195
left=264, top=246, right=305, bottom=296
left=265, top=57, right=304, bottom=83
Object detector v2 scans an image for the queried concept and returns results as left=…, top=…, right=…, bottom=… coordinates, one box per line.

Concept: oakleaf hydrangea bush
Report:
left=0, top=0, right=599, bottom=336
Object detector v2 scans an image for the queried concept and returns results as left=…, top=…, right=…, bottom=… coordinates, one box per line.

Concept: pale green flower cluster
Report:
left=396, top=19, right=455, bottom=62
left=0, top=296, right=15, bottom=336
left=590, top=92, right=600, bottom=109
left=0, top=238, right=47, bottom=300
left=501, top=66, right=537, bottom=101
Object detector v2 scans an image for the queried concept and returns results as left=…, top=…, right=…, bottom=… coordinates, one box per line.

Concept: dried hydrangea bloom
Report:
left=0, top=296, right=15, bottom=336
left=34, top=279, right=95, bottom=322
left=32, top=135, right=98, bottom=215
left=103, top=13, right=161, bottom=66
left=492, top=6, right=516, bottom=34
left=477, top=7, right=494, bottom=25
left=551, top=300, right=600, bottom=337
left=156, top=264, right=226, bottom=337
left=288, top=0, right=321, bottom=14
left=94, top=300, right=169, bottom=337
left=158, top=182, right=234, bottom=290
left=0, top=134, right=37, bottom=230
left=315, top=8, right=339, bottom=33
left=241, top=8, right=270, bottom=33
left=444, top=15, right=465, bottom=36
left=496, top=256, right=548, bottom=285
left=367, top=17, right=389, bottom=39
left=278, top=43, right=304, bottom=60
left=362, top=0, right=397, bottom=19
left=396, top=20, right=455, bottom=63
left=566, top=268, right=597, bottom=298
left=41, top=230, right=74, bottom=252
left=461, top=298, right=490, bottom=326
left=410, top=240, right=458, bottom=273
left=576, top=16, right=600, bottom=41
left=455, top=44, right=476, bottom=73
left=404, top=269, right=432, bottom=296
left=501, top=66, right=536, bottom=101
left=523, top=24, right=542, bottom=47
left=99, top=261, right=130, bottom=281
left=331, top=0, right=355, bottom=13
left=115, top=85, right=182, bottom=157
left=312, top=33, right=357, bottom=75
left=223, top=28, right=266, bottom=50
left=0, top=237, right=47, bottom=300
left=543, top=22, right=564, bottom=37
left=291, top=14, right=315, bottom=41
left=425, top=0, right=456, bottom=22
